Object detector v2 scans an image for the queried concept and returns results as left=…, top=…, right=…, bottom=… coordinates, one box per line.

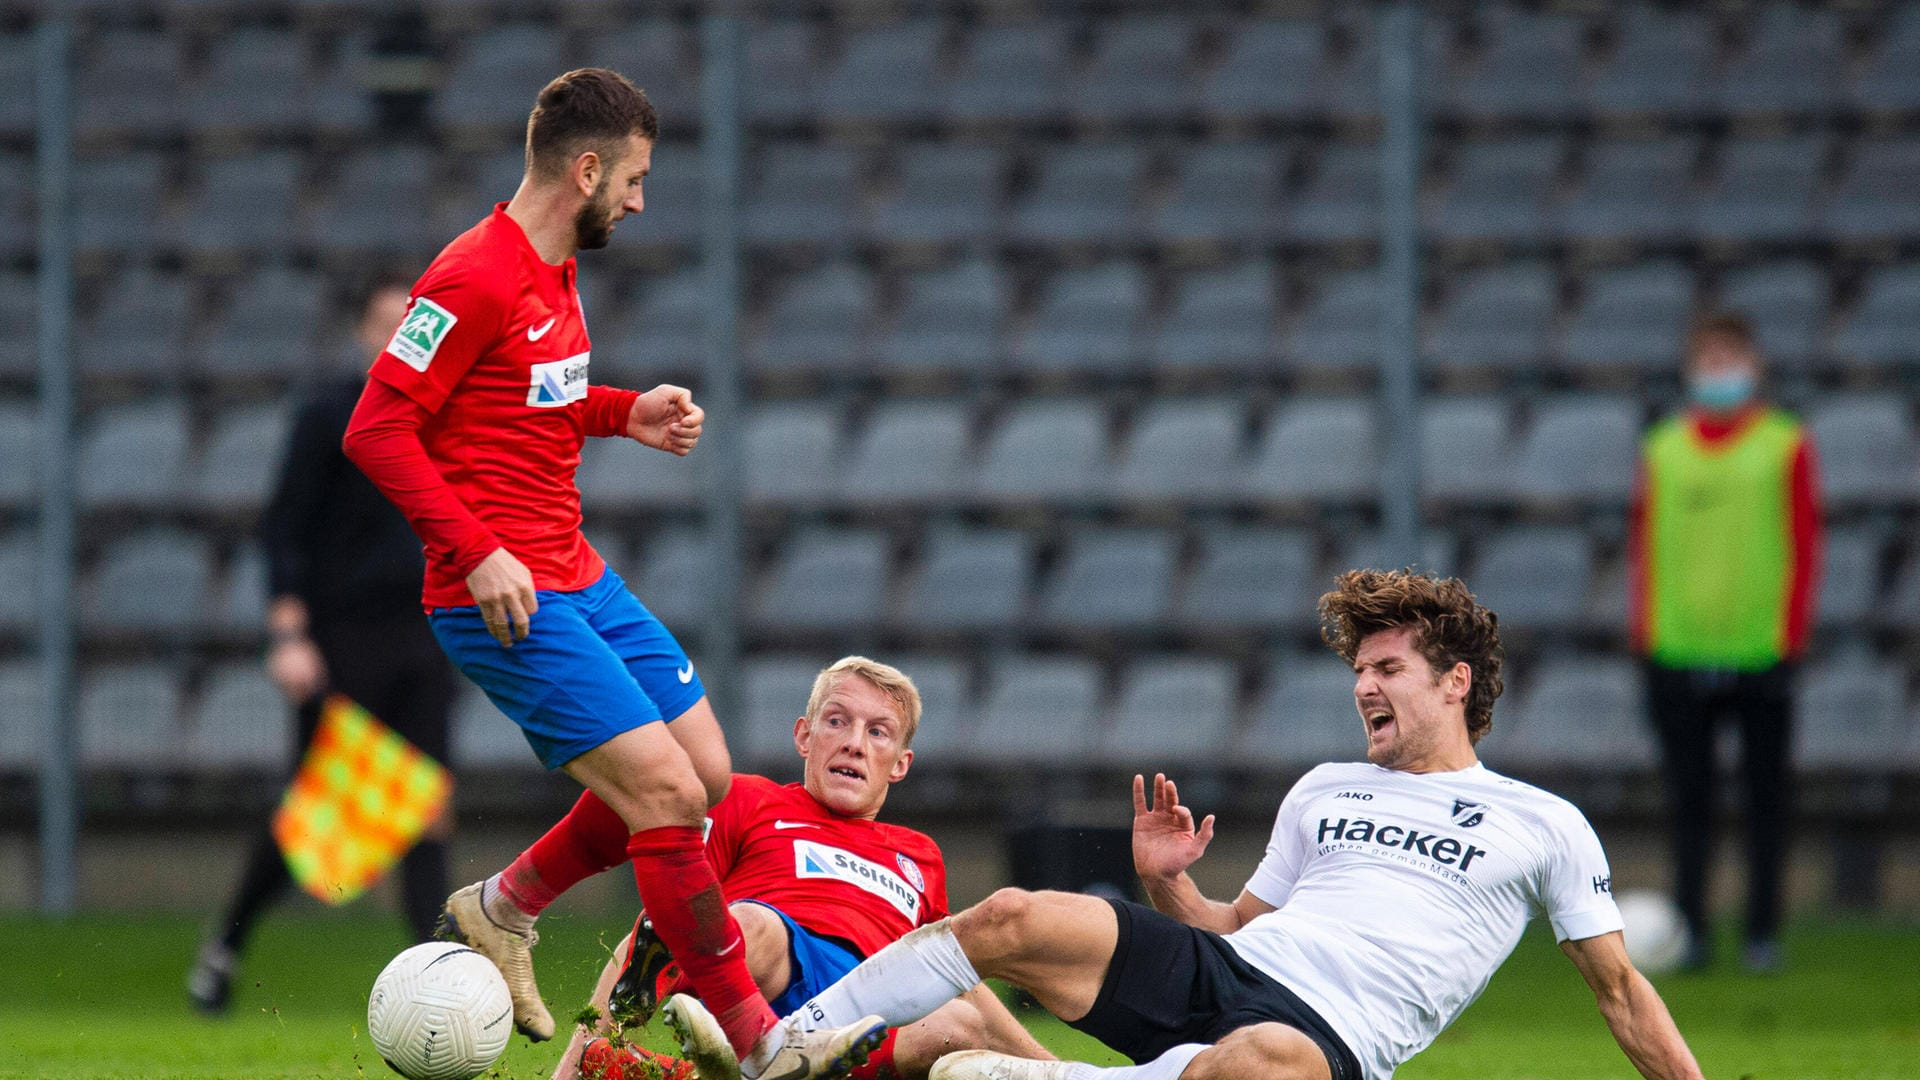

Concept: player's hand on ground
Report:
left=265, top=636, right=327, bottom=703
left=628, top=384, right=703, bottom=456
left=1132, top=773, right=1216, bottom=882
left=467, top=547, right=538, bottom=646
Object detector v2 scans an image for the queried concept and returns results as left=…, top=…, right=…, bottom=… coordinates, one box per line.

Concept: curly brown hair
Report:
left=1318, top=569, right=1504, bottom=745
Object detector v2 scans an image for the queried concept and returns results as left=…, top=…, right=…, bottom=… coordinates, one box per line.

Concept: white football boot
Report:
left=930, top=1051, right=1080, bottom=1080
left=663, top=993, right=889, bottom=1080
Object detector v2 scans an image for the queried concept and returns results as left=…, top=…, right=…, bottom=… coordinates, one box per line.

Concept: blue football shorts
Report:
left=428, top=565, right=708, bottom=769
left=734, top=900, right=865, bottom=1016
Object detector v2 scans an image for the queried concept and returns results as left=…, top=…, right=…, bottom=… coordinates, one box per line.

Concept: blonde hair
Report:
left=804, top=656, right=923, bottom=747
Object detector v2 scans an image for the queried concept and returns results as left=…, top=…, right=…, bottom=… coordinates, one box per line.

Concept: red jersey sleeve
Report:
left=1784, top=435, right=1824, bottom=659
left=342, top=378, right=502, bottom=580
left=367, top=257, right=515, bottom=414
left=581, top=385, right=640, bottom=438
left=1626, top=457, right=1650, bottom=656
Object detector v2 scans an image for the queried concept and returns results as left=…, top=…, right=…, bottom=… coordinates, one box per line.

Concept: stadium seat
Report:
left=1009, top=263, right=1147, bottom=376
left=186, top=666, right=289, bottom=769
left=1714, top=2, right=1843, bottom=116
left=0, top=529, right=34, bottom=632
left=75, top=153, right=166, bottom=257
left=80, top=529, right=215, bottom=634
left=1850, top=4, right=1920, bottom=112
left=76, top=270, right=191, bottom=379
left=1500, top=656, right=1653, bottom=770
left=749, top=263, right=876, bottom=375
left=1558, top=260, right=1693, bottom=373
left=180, top=152, right=304, bottom=257
left=1443, top=6, right=1583, bottom=120
left=1176, top=528, right=1320, bottom=632
left=599, top=267, right=702, bottom=379
left=815, top=20, right=944, bottom=125
left=1556, top=137, right=1699, bottom=244
left=1247, top=398, right=1376, bottom=503
left=625, top=143, right=701, bottom=249
left=1511, top=394, right=1640, bottom=504
left=876, top=260, right=1006, bottom=376
left=736, top=655, right=834, bottom=769
left=200, top=268, right=325, bottom=377
left=1718, top=261, right=1828, bottom=368
left=1880, top=542, right=1920, bottom=633
left=628, top=527, right=716, bottom=636
left=1584, top=3, right=1713, bottom=117
left=1468, top=527, right=1592, bottom=632
left=0, top=400, right=38, bottom=509
left=575, top=432, right=699, bottom=512
left=1285, top=269, right=1379, bottom=370
left=1426, top=136, right=1563, bottom=243
left=972, top=655, right=1103, bottom=763
left=308, top=147, right=436, bottom=255
left=744, top=402, right=843, bottom=507
left=1196, top=19, right=1324, bottom=121
left=76, top=31, right=181, bottom=140
left=435, top=25, right=569, bottom=136
left=302, top=32, right=377, bottom=138
left=743, top=21, right=820, bottom=126
left=1419, top=396, right=1514, bottom=504
left=0, top=154, right=29, bottom=261
left=1824, top=135, right=1920, bottom=243
left=0, top=661, right=44, bottom=769
left=578, top=20, right=697, bottom=121
left=744, top=143, right=861, bottom=246
left=1151, top=142, right=1286, bottom=248
left=895, top=526, right=1035, bottom=632
left=1831, top=263, right=1920, bottom=366
left=0, top=273, right=29, bottom=378
left=751, top=528, right=891, bottom=634
left=1795, top=650, right=1907, bottom=770
left=1149, top=260, right=1278, bottom=373
left=1071, top=15, right=1195, bottom=123
left=187, top=28, right=309, bottom=137
left=1423, top=262, right=1556, bottom=373
left=1807, top=394, right=1916, bottom=508
left=212, top=544, right=269, bottom=634
left=1111, top=398, right=1247, bottom=504
left=1240, top=655, right=1365, bottom=768
left=866, top=143, right=1007, bottom=247
left=1009, top=143, right=1149, bottom=247
left=944, top=22, right=1073, bottom=124
left=1695, top=134, right=1826, bottom=244
left=1335, top=529, right=1459, bottom=579
left=1286, top=141, right=1379, bottom=244
left=0, top=33, right=32, bottom=139
left=79, top=663, right=184, bottom=769
left=453, top=685, right=537, bottom=770
left=1818, top=528, right=1886, bottom=631
left=882, top=654, right=973, bottom=760
left=1099, top=657, right=1238, bottom=764
left=76, top=400, right=191, bottom=509
left=841, top=400, right=974, bottom=505
left=191, top=404, right=292, bottom=512
left=1038, top=529, right=1180, bottom=630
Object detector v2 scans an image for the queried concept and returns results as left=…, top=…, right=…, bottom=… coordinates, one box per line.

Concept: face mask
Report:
left=1689, top=371, right=1755, bottom=411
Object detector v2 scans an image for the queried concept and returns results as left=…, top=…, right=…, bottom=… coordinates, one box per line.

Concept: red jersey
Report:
left=706, top=774, right=949, bottom=959
left=358, top=205, right=636, bottom=608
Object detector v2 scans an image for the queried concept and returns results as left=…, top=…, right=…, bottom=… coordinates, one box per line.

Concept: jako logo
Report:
left=1317, top=817, right=1488, bottom=871
left=1334, top=791, right=1373, bottom=801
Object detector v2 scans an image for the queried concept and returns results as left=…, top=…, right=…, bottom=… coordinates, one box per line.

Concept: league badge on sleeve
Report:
left=387, top=297, right=458, bottom=371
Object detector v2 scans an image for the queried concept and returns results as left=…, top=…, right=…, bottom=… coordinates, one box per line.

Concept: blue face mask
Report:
left=1689, top=371, right=1756, bottom=412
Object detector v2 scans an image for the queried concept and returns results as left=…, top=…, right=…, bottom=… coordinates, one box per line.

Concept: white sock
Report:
left=792, top=920, right=980, bottom=1029
left=1074, top=1044, right=1210, bottom=1080
left=480, top=874, right=535, bottom=933
left=740, top=1025, right=785, bottom=1079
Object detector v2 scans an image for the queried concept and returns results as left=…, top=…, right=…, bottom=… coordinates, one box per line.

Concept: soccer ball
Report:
left=1615, top=889, right=1687, bottom=975
left=367, top=942, right=513, bottom=1080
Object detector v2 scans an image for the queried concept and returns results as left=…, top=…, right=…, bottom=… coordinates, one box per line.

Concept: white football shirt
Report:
left=1227, top=761, right=1622, bottom=1079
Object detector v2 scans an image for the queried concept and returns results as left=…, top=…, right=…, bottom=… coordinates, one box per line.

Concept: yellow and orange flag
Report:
left=271, top=694, right=452, bottom=905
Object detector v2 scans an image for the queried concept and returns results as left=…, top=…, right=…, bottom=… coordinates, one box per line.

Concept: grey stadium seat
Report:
left=749, top=263, right=875, bottom=375
left=976, top=398, right=1109, bottom=504
left=1177, top=528, right=1320, bottom=632
left=600, top=268, right=702, bottom=378
left=1468, top=527, right=1592, bottom=632
left=1882, top=542, right=1920, bottom=632
left=575, top=434, right=699, bottom=512
left=76, top=401, right=191, bottom=509
left=1556, top=137, right=1698, bottom=244
left=1426, top=136, right=1563, bottom=243
left=877, top=260, right=1006, bottom=375
left=1584, top=3, right=1714, bottom=117
left=624, top=145, right=701, bottom=250
left=751, top=529, right=891, bottom=634
left=0, top=34, right=33, bottom=139
left=1559, top=260, right=1693, bottom=373
left=308, top=147, right=436, bottom=255
left=1824, top=136, right=1920, bottom=243
left=744, top=403, right=843, bottom=507
left=1719, top=261, right=1828, bottom=368
left=1420, top=396, right=1514, bottom=504
left=743, top=22, right=820, bottom=127
left=1286, top=141, right=1378, bottom=245
left=842, top=400, right=974, bottom=505
left=1196, top=19, right=1325, bottom=121
left=1511, top=395, right=1639, bottom=504
left=867, top=144, right=1007, bottom=247
left=1099, top=657, right=1238, bottom=765
left=1851, top=4, right=1920, bottom=112
left=75, top=153, right=166, bottom=257
left=0, top=529, right=34, bottom=631
left=972, top=656, right=1103, bottom=763
left=79, top=664, right=184, bottom=769
left=1009, top=144, right=1148, bottom=246
left=302, top=34, right=376, bottom=138
left=744, top=144, right=860, bottom=246
left=77, top=270, right=191, bottom=378
left=1111, top=398, right=1247, bottom=504
left=1151, top=142, right=1286, bottom=247
left=212, top=544, right=269, bottom=634
left=1336, top=530, right=1459, bottom=580
left=882, top=654, right=973, bottom=760
left=454, top=684, right=537, bottom=770
left=578, top=20, right=697, bottom=121
left=201, top=269, right=325, bottom=377
left=76, top=31, right=181, bottom=140
left=0, top=155, right=29, bottom=261
left=1817, top=528, right=1885, bottom=631
left=80, top=529, right=216, bottom=634
left=815, top=21, right=944, bottom=125
left=1423, top=262, right=1556, bottom=372
left=1038, top=529, right=1180, bottom=630
left=181, top=152, right=304, bottom=256
left=1071, top=15, right=1195, bottom=124
left=1240, top=655, right=1364, bottom=768
left=187, top=28, right=310, bottom=137
left=1247, top=399, right=1376, bottom=503
left=435, top=26, right=569, bottom=134
left=1500, top=657, right=1653, bottom=770
left=1832, top=263, right=1920, bottom=366
left=896, top=527, right=1035, bottom=632
left=1150, top=260, right=1278, bottom=373
left=1795, top=651, right=1907, bottom=770
left=1286, top=270, right=1379, bottom=370
left=737, top=655, right=834, bottom=770
left=1714, top=2, right=1842, bottom=116
left=1807, top=394, right=1916, bottom=507
left=1695, top=135, right=1826, bottom=244
left=0, top=661, right=45, bottom=769
left=1010, top=263, right=1147, bottom=376
left=628, top=527, right=716, bottom=636
left=192, top=404, right=292, bottom=512
left=186, top=666, right=289, bottom=769
left=1443, top=6, right=1583, bottom=121
left=0, top=401, right=40, bottom=510
left=945, top=22, right=1072, bottom=124
left=0, top=273, right=29, bottom=378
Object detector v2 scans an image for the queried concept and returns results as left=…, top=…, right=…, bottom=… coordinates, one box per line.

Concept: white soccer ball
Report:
left=367, top=942, right=514, bottom=1080
left=1615, top=889, right=1687, bottom=975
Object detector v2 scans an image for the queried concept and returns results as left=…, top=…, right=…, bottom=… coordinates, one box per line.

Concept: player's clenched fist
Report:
left=467, top=547, right=539, bottom=646
left=627, top=384, right=703, bottom=456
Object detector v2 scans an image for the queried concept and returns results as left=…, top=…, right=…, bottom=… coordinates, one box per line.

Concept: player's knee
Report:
left=622, top=767, right=708, bottom=826
left=1189, top=1024, right=1328, bottom=1080
left=955, top=888, right=1045, bottom=963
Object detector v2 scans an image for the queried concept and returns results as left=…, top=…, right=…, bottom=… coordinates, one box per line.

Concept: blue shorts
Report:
left=428, top=566, right=708, bottom=769
left=739, top=901, right=864, bottom=1016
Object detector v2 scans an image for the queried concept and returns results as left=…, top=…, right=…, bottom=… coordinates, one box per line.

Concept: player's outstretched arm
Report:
left=625, top=384, right=704, bottom=456
left=1132, top=774, right=1273, bottom=935
left=1560, top=931, right=1705, bottom=1080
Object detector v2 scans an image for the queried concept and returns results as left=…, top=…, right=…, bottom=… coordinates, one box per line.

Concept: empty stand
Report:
left=1240, top=656, right=1365, bottom=768
left=1010, top=263, right=1147, bottom=375
left=192, top=404, right=292, bottom=512
left=1037, top=529, right=1180, bottom=630
left=1469, top=526, right=1593, bottom=632
left=1427, top=136, right=1562, bottom=243
left=945, top=22, right=1073, bottom=124
left=1559, top=261, right=1693, bottom=372
left=1511, top=395, right=1640, bottom=505
left=744, top=402, right=843, bottom=507
left=744, top=143, right=860, bottom=246
left=1832, top=263, right=1920, bottom=366
left=1420, top=396, right=1513, bottom=503
left=751, top=528, right=890, bottom=634
left=1248, top=399, right=1376, bottom=503
left=575, top=433, right=700, bottom=512
left=79, top=663, right=183, bottom=769
left=1176, top=528, right=1320, bottom=632
left=1009, top=144, right=1149, bottom=247
left=896, top=527, right=1034, bottom=633
left=1695, top=134, right=1826, bottom=244
left=626, top=527, right=715, bottom=636
left=816, top=21, right=944, bottom=125
left=1718, top=261, right=1828, bottom=368
left=750, top=263, right=875, bottom=375
left=1585, top=3, right=1714, bottom=118
left=841, top=400, right=974, bottom=505
left=1111, top=398, right=1246, bottom=504
left=867, top=144, right=1006, bottom=247
left=1500, top=657, right=1654, bottom=770
left=0, top=662, right=44, bottom=768
left=1072, top=16, right=1194, bottom=124
left=200, top=269, right=325, bottom=377
left=1150, top=260, right=1278, bottom=373
left=1444, top=6, right=1583, bottom=120
left=75, top=401, right=191, bottom=509
left=973, top=656, right=1103, bottom=763
left=1796, top=651, right=1908, bottom=770
left=1557, top=137, right=1698, bottom=244
left=1808, top=395, right=1916, bottom=508
left=1099, top=657, right=1237, bottom=764
left=186, top=666, right=288, bottom=768
left=1715, top=2, right=1842, bottom=116
left=876, top=260, right=1006, bottom=375
left=1423, top=262, right=1556, bottom=373
left=80, top=529, right=215, bottom=634
left=1197, top=19, right=1324, bottom=120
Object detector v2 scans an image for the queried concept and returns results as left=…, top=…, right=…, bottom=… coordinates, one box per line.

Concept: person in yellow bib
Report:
left=1627, top=311, right=1823, bottom=973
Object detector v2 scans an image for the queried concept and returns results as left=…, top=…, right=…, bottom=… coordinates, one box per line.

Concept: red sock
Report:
left=846, top=1030, right=899, bottom=1080
left=627, top=825, right=776, bottom=1058
left=497, top=790, right=631, bottom=916
left=653, top=962, right=694, bottom=1003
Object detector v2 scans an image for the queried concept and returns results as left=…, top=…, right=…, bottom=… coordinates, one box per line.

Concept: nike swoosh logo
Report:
left=527, top=317, right=556, bottom=341
left=773, top=821, right=818, bottom=830
left=763, top=1057, right=811, bottom=1080
left=677, top=664, right=695, bottom=684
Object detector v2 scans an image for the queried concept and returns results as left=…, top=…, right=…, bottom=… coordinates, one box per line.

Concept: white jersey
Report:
left=1227, top=761, right=1621, bottom=1079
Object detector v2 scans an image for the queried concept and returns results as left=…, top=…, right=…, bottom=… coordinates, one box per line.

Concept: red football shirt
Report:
left=362, top=205, right=633, bottom=609
left=706, top=774, right=949, bottom=959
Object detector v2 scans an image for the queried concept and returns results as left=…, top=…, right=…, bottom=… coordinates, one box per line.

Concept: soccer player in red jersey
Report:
left=342, top=69, right=882, bottom=1080
left=505, top=657, right=1051, bottom=1080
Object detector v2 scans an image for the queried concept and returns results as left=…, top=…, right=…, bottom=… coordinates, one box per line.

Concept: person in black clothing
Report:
left=189, top=272, right=460, bottom=1013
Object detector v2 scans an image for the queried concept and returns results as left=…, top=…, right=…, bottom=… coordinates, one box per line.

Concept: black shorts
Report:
left=1069, top=899, right=1363, bottom=1080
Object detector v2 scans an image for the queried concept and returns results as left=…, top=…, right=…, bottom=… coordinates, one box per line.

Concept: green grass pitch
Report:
left=3, top=910, right=1916, bottom=1079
